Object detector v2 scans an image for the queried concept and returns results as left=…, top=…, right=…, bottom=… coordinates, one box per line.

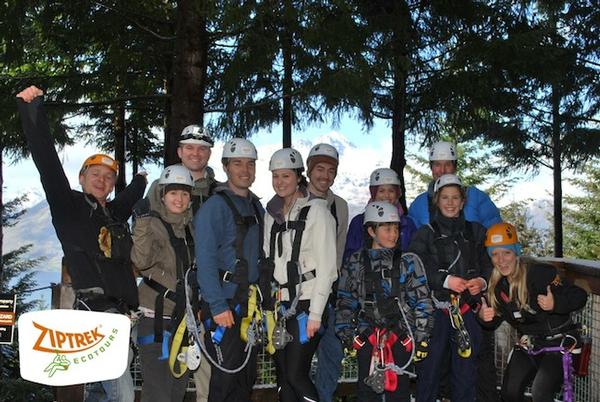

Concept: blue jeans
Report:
left=315, top=305, right=343, bottom=402
left=84, top=346, right=135, bottom=402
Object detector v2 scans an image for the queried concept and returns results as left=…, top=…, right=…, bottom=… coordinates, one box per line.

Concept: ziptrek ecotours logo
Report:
left=32, top=322, right=120, bottom=378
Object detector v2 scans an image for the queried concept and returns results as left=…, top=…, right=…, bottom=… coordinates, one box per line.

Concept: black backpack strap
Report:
left=463, top=221, right=474, bottom=242
left=427, top=193, right=436, bottom=223
left=217, top=192, right=254, bottom=261
left=215, top=192, right=260, bottom=306
left=330, top=201, right=339, bottom=231
left=251, top=199, right=265, bottom=259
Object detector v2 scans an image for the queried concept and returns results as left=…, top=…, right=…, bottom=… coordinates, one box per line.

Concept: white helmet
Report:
left=434, top=174, right=463, bottom=193
left=429, top=141, right=457, bottom=161
left=222, top=138, right=257, bottom=160
left=369, top=168, right=401, bottom=186
left=364, top=201, right=400, bottom=224
left=159, top=164, right=194, bottom=188
left=269, top=148, right=304, bottom=171
left=307, top=143, right=339, bottom=162
left=179, top=125, right=214, bottom=147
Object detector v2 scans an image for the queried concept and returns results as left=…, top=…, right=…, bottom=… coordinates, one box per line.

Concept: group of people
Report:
left=17, top=85, right=588, bottom=402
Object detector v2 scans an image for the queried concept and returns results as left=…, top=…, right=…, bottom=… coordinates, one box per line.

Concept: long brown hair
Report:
left=487, top=256, right=534, bottom=311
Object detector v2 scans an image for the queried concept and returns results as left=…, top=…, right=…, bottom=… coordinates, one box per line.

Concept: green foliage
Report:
left=0, top=195, right=49, bottom=400
left=0, top=378, right=53, bottom=402
left=564, top=162, right=600, bottom=259
left=500, top=199, right=553, bottom=257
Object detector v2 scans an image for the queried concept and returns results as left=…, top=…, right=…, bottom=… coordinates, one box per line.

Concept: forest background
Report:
left=0, top=1, right=599, bottom=399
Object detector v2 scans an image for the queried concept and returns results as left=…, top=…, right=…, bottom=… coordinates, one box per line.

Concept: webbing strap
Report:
left=269, top=206, right=311, bottom=301
left=217, top=192, right=255, bottom=262
left=359, top=249, right=403, bottom=327
left=240, top=285, right=262, bottom=343
left=168, top=317, right=189, bottom=378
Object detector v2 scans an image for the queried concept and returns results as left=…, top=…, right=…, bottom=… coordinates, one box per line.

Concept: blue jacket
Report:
left=195, top=185, right=265, bottom=316
left=343, top=209, right=416, bottom=263
left=408, top=183, right=501, bottom=229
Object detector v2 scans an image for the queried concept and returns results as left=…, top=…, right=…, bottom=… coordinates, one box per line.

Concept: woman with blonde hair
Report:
left=479, top=222, right=588, bottom=401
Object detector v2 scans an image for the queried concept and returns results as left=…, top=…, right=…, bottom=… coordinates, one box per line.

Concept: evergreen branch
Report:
left=531, top=155, right=552, bottom=170
left=45, top=94, right=167, bottom=108
left=92, top=1, right=176, bottom=41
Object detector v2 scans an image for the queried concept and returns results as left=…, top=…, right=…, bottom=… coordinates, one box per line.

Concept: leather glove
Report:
left=413, top=340, right=429, bottom=362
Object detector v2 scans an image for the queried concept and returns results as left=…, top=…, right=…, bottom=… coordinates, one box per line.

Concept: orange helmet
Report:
left=485, top=222, right=521, bottom=256
left=80, top=154, right=118, bottom=174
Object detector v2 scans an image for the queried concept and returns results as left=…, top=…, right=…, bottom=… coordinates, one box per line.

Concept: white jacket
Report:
left=264, top=194, right=338, bottom=322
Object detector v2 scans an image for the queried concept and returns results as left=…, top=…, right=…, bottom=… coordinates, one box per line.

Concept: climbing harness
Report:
left=182, top=190, right=266, bottom=374
left=523, top=334, right=579, bottom=402
left=448, top=294, right=472, bottom=358
left=266, top=205, right=313, bottom=349
left=355, top=251, right=419, bottom=393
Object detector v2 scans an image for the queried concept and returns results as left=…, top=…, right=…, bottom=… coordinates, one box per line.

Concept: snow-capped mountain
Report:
left=3, top=132, right=389, bottom=275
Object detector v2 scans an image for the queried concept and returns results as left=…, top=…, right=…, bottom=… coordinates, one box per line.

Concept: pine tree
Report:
left=564, top=162, right=600, bottom=260
left=500, top=199, right=553, bottom=257
left=0, top=196, right=51, bottom=401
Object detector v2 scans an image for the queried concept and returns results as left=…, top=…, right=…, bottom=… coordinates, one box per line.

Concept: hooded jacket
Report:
left=131, top=183, right=194, bottom=316
left=264, top=190, right=338, bottom=322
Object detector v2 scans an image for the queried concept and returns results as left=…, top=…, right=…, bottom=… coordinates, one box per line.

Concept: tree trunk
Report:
left=114, top=103, right=126, bottom=193
left=0, top=147, right=4, bottom=285
left=167, top=0, right=209, bottom=165
left=281, top=0, right=294, bottom=148
left=391, top=72, right=408, bottom=213
left=551, top=83, right=563, bottom=257
left=389, top=4, right=410, bottom=213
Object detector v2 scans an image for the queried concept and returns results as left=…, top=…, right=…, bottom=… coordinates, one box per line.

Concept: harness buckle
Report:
left=363, top=300, right=376, bottom=308
left=380, top=268, right=391, bottom=279
left=163, top=288, right=173, bottom=300
left=222, top=271, right=233, bottom=283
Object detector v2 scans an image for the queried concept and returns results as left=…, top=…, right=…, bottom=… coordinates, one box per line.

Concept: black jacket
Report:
left=408, top=211, right=492, bottom=304
left=17, top=97, right=146, bottom=311
left=483, top=261, right=587, bottom=338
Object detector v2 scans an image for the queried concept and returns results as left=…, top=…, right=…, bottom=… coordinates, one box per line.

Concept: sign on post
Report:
left=0, top=293, right=17, bottom=344
left=18, top=310, right=131, bottom=386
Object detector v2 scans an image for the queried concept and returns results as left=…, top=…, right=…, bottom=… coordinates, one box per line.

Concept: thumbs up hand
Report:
left=537, top=285, right=555, bottom=311
left=479, top=297, right=495, bottom=322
